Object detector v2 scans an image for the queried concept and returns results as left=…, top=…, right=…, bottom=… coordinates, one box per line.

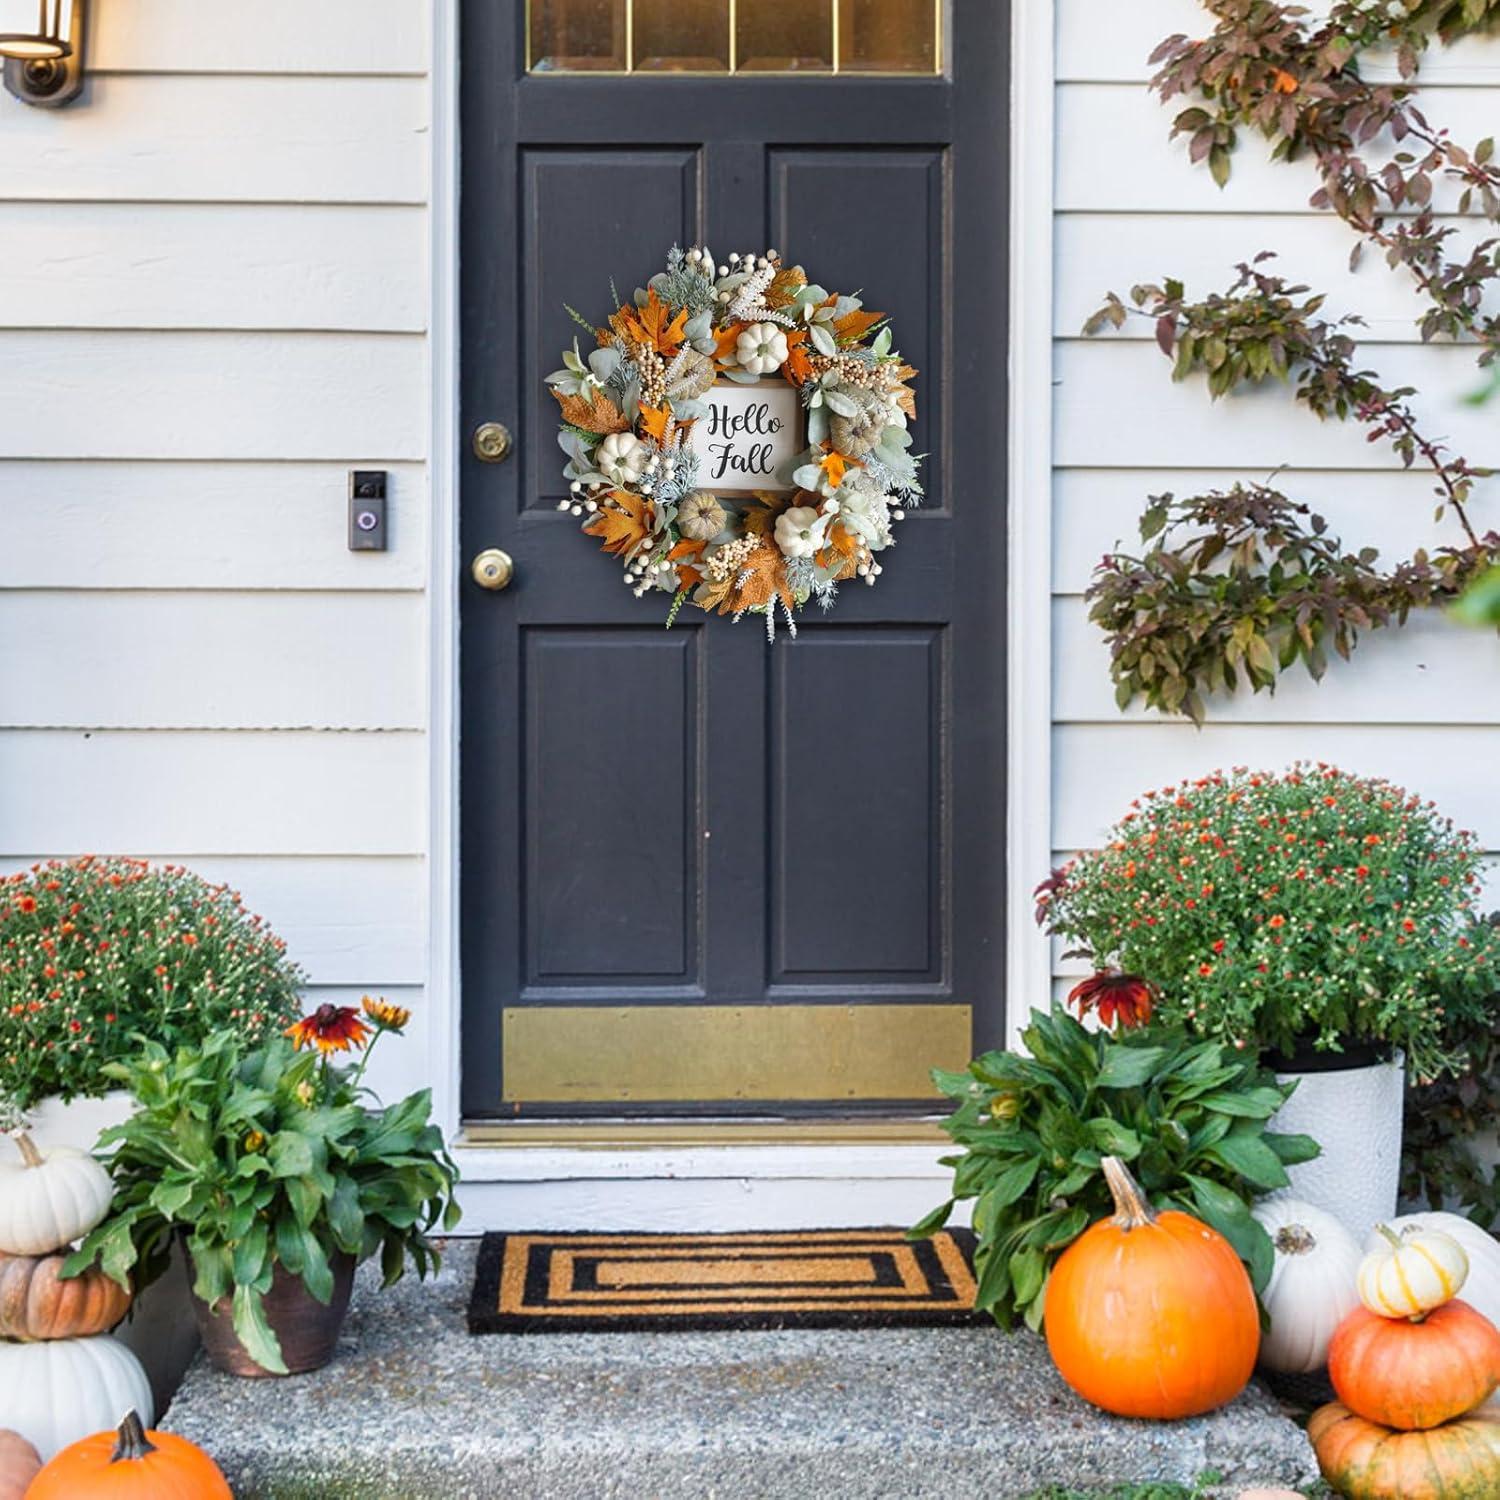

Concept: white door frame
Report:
left=424, top=0, right=1053, bottom=1228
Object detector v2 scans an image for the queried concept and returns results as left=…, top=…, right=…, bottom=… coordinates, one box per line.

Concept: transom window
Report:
left=527, top=0, right=942, bottom=75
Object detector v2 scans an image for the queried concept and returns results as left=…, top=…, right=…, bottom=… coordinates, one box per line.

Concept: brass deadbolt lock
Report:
left=472, top=422, right=513, bottom=463
left=471, top=548, right=515, bottom=591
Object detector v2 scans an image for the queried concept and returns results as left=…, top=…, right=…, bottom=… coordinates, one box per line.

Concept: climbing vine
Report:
left=1088, top=0, right=1500, bottom=718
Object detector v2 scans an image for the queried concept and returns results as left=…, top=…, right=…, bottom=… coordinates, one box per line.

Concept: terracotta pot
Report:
left=189, top=1253, right=355, bottom=1378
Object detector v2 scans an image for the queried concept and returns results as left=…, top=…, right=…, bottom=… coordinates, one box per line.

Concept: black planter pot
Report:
left=1263, top=1036, right=1394, bottom=1075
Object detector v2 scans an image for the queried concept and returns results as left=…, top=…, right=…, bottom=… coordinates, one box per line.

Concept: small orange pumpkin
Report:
left=1043, top=1155, right=1260, bottom=1419
left=0, top=1430, right=41, bottom=1500
left=1310, top=1401, right=1500, bottom=1499
left=25, top=1411, right=232, bottom=1500
left=0, top=1249, right=131, bottom=1341
left=1328, top=1300, right=1500, bottom=1431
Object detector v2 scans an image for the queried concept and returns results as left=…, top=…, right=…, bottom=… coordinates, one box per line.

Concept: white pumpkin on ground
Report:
left=1252, top=1197, right=1363, bottom=1373
left=1357, top=1221, right=1468, bottom=1319
left=1364, top=1212, right=1500, bottom=1330
left=0, top=1336, right=152, bottom=1460
left=0, top=1134, right=113, bottom=1255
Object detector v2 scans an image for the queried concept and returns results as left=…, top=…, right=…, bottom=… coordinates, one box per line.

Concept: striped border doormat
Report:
left=467, top=1229, right=981, bottom=1334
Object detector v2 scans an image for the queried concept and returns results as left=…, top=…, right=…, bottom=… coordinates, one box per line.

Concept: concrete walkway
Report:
left=164, top=1240, right=1319, bottom=1499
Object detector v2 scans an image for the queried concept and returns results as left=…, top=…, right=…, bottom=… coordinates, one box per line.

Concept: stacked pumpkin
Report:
left=1310, top=1220, right=1500, bottom=1498
left=0, top=1132, right=153, bottom=1463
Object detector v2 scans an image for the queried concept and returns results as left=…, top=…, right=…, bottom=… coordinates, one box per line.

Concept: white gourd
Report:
left=1357, top=1222, right=1468, bottom=1318
left=1252, top=1197, right=1363, bottom=1373
left=1365, top=1212, right=1500, bottom=1330
left=0, top=1134, right=113, bottom=1255
left=0, top=1336, right=153, bottom=1461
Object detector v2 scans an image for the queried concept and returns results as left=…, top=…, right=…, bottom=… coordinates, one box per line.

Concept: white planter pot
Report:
left=21, top=1090, right=135, bottom=1153
left=18, top=1090, right=199, bottom=1411
left=1270, top=1054, right=1405, bottom=1241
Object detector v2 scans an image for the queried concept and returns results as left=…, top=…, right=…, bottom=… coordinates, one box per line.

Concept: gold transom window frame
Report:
left=526, top=0, right=945, bottom=78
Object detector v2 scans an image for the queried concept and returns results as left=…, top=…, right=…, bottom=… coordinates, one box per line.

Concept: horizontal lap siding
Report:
left=0, top=10, right=433, bottom=1015
left=1050, top=3, right=1500, bottom=985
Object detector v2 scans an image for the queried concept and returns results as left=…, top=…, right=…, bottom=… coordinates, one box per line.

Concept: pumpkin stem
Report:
left=1101, top=1155, right=1157, bottom=1230
left=1274, top=1223, right=1317, bottom=1256
left=1375, top=1223, right=1404, bottom=1250
left=111, top=1411, right=157, bottom=1464
left=13, top=1132, right=43, bottom=1169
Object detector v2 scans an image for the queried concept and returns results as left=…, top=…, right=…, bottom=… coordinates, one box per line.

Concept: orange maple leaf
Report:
left=638, top=403, right=671, bottom=443
left=668, top=537, right=707, bottom=588
left=552, top=387, right=631, bottom=434
left=815, top=520, right=861, bottom=580
left=622, top=288, right=689, bottom=355
left=819, top=450, right=854, bottom=489
left=781, top=327, right=813, bottom=385
left=712, top=321, right=747, bottom=372
left=832, top=308, right=886, bottom=345
left=582, top=491, right=653, bottom=556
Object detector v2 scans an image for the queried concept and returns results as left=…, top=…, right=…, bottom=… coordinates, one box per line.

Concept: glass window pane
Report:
left=633, top=0, right=729, bottom=72
left=529, top=0, right=627, bottom=72
left=838, top=0, right=938, bottom=73
left=737, top=0, right=832, bottom=73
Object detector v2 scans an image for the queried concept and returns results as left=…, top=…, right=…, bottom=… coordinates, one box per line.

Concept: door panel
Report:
left=460, top=4, right=1008, bottom=1118
left=524, top=628, right=701, bottom=988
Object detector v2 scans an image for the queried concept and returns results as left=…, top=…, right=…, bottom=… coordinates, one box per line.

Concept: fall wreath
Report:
left=547, top=245, right=922, bottom=638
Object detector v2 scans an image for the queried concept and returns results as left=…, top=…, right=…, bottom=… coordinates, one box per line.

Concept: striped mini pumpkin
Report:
left=1358, top=1225, right=1468, bottom=1319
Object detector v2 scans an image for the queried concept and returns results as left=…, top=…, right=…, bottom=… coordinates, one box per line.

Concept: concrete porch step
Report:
left=163, top=1241, right=1319, bottom=1500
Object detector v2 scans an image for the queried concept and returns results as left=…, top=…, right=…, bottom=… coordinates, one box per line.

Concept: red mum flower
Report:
left=285, top=1004, right=371, bottom=1055
left=1067, top=972, right=1154, bottom=1030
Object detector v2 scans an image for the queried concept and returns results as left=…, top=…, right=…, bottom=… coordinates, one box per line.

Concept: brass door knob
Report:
left=472, top=422, right=513, bottom=463
left=471, top=548, right=515, bottom=591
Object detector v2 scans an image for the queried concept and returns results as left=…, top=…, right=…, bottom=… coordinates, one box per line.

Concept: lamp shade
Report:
left=0, top=0, right=71, bottom=61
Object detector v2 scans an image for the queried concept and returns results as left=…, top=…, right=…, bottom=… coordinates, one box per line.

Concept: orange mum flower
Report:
left=285, top=1004, right=370, bottom=1055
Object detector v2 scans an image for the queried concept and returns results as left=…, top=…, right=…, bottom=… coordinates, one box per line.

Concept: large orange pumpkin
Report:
left=1043, top=1155, right=1259, bottom=1419
left=0, top=1249, right=131, bottom=1341
left=1309, top=1401, right=1500, bottom=1499
left=0, top=1430, right=41, bottom=1500
left=1328, top=1300, right=1500, bottom=1431
left=25, top=1411, right=232, bottom=1500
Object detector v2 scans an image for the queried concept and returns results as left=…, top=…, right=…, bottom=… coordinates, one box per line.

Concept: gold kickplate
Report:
left=500, top=1003, right=972, bottom=1104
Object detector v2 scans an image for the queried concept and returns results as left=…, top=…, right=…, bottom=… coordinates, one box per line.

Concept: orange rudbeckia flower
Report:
left=285, top=1004, right=371, bottom=1055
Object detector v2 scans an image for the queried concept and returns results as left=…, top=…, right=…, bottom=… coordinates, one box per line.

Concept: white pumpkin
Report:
left=1357, top=1221, right=1468, bottom=1318
left=1252, top=1197, right=1363, bottom=1373
left=0, top=1134, right=113, bottom=1255
left=0, top=1336, right=153, bottom=1460
left=1365, top=1212, right=1500, bottom=1330
left=773, top=505, right=830, bottom=560
left=734, top=321, right=788, bottom=376
left=595, top=431, right=648, bottom=487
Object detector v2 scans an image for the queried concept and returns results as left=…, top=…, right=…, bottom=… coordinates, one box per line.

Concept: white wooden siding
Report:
left=1051, top=0, right=1500, bottom=974
left=0, top=6, right=433, bottom=1080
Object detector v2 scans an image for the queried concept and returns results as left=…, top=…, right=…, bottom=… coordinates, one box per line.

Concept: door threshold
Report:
left=455, top=1118, right=949, bottom=1149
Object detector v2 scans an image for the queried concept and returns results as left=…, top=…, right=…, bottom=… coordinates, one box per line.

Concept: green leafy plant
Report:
left=1401, top=926, right=1500, bottom=1227
left=912, top=1005, right=1318, bottom=1331
left=0, top=857, right=303, bottom=1114
left=1454, top=565, right=1500, bottom=626
left=1083, top=262, right=1499, bottom=718
left=64, top=1002, right=460, bottom=1374
left=1039, top=764, right=1500, bottom=1079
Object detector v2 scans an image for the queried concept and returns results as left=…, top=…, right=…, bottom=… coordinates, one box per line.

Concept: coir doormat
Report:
left=467, top=1228, right=980, bottom=1334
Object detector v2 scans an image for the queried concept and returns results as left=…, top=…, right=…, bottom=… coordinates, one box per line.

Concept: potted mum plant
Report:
left=64, top=999, right=460, bottom=1377
left=1037, top=763, right=1500, bottom=1236
left=0, top=856, right=304, bottom=1399
left=0, top=857, right=302, bottom=1142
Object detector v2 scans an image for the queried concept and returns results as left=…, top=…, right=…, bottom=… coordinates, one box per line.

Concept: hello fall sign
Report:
left=682, top=380, right=802, bottom=495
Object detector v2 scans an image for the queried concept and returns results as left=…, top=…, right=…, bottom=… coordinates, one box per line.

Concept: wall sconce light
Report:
left=1, top=0, right=87, bottom=107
